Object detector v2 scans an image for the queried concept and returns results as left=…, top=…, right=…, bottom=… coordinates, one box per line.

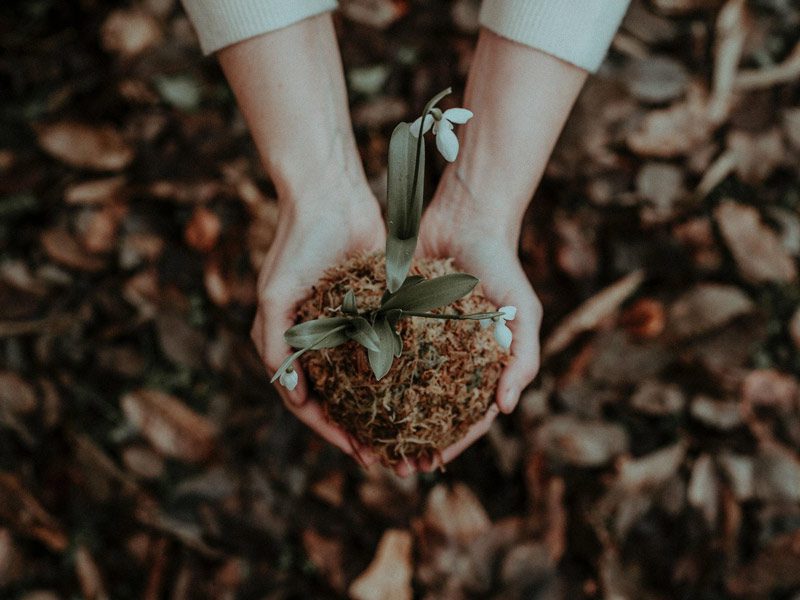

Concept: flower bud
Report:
left=494, top=320, right=513, bottom=349
left=279, top=368, right=298, bottom=391
left=480, top=318, right=493, bottom=329
left=499, top=306, right=517, bottom=321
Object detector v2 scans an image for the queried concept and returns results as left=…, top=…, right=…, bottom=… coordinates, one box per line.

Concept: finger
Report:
left=497, top=290, right=542, bottom=414
left=423, top=404, right=500, bottom=470
left=276, top=386, right=355, bottom=456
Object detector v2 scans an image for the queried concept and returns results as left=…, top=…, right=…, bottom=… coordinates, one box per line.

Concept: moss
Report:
left=297, top=253, right=507, bottom=466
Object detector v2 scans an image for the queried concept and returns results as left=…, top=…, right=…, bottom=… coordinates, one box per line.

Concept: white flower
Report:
left=494, top=320, right=513, bottom=349
left=410, top=107, right=473, bottom=162
left=482, top=305, right=517, bottom=349
left=279, top=367, right=298, bottom=391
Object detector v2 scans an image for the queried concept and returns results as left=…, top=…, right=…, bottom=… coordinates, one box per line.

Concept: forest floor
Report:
left=1, top=0, right=800, bottom=598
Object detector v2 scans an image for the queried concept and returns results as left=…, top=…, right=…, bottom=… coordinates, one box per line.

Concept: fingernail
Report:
left=500, top=386, right=517, bottom=413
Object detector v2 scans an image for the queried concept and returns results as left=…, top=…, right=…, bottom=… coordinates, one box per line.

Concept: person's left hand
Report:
left=409, top=180, right=543, bottom=474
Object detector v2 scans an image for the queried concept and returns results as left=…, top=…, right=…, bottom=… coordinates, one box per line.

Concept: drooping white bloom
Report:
left=481, top=305, right=517, bottom=349
left=410, top=107, right=473, bottom=162
left=279, top=367, right=298, bottom=391
left=494, top=320, right=513, bottom=349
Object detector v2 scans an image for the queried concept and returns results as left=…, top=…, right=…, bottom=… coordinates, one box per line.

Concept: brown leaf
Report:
left=790, top=307, right=800, bottom=350
left=672, top=217, right=723, bottom=270
left=301, top=529, right=346, bottom=593
left=40, top=228, right=107, bottom=272
left=543, top=270, right=644, bottom=358
left=155, top=312, right=205, bottom=369
left=349, top=529, right=413, bottom=600
left=121, top=389, right=218, bottom=463
left=624, top=55, right=689, bottom=104
left=727, top=529, right=800, bottom=596
left=0, top=372, right=37, bottom=414
left=687, top=454, right=719, bottom=525
left=64, top=176, right=127, bottom=205
left=340, top=0, right=407, bottom=29
left=122, top=445, right=165, bottom=480
left=618, top=442, right=687, bottom=491
left=184, top=206, right=221, bottom=253
left=0, top=473, right=67, bottom=551
left=75, top=545, right=109, bottom=600
left=620, top=298, right=666, bottom=339
left=627, top=84, right=714, bottom=158
left=636, top=162, right=686, bottom=224
left=742, top=369, right=799, bottom=414
left=36, top=122, right=134, bottom=171
left=311, top=470, right=345, bottom=507
left=535, top=416, right=628, bottom=467
left=76, top=203, right=128, bottom=254
left=668, top=283, right=755, bottom=339
left=100, top=9, right=162, bottom=57
left=691, top=395, right=743, bottom=430
left=554, top=211, right=598, bottom=279
left=727, top=128, right=786, bottom=184
left=715, top=200, right=798, bottom=284
left=630, top=380, right=686, bottom=416
left=423, top=484, right=491, bottom=544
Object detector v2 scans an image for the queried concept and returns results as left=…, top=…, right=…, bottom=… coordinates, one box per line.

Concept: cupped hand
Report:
left=250, top=181, right=385, bottom=466
left=410, top=177, right=543, bottom=472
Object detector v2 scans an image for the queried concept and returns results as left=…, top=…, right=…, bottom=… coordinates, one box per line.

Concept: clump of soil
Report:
left=297, top=253, right=507, bottom=466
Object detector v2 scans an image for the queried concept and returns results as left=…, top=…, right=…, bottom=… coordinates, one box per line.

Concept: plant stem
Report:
left=407, top=87, right=452, bottom=236
left=396, top=310, right=504, bottom=321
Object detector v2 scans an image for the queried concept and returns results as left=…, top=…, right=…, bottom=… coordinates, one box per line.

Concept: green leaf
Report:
left=381, top=275, right=424, bottom=305
left=284, top=317, right=351, bottom=349
left=347, top=317, right=380, bottom=352
left=385, top=122, right=425, bottom=292
left=380, top=273, right=478, bottom=312
left=342, top=289, right=357, bottom=315
left=368, top=316, right=396, bottom=380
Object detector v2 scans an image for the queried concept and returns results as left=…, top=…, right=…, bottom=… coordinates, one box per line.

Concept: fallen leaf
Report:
left=36, top=122, right=134, bottom=171
left=630, top=380, right=686, bottom=416
left=311, top=470, right=345, bottom=507
left=742, top=369, right=799, bottom=414
left=122, top=445, right=165, bottom=480
left=618, top=442, right=687, bottom=491
left=340, top=0, right=407, bottom=29
left=636, top=162, right=685, bottom=224
left=423, top=484, right=491, bottom=545
left=727, top=128, right=786, bottom=184
left=667, top=283, right=755, bottom=339
left=301, top=529, right=346, bottom=593
left=75, top=545, right=109, bottom=600
left=121, top=389, right=218, bottom=463
left=64, top=176, right=127, bottom=205
left=184, top=206, right=221, bottom=253
left=40, top=228, right=107, bottom=271
left=687, top=454, right=718, bottom=525
left=543, top=270, right=645, bottom=358
left=349, top=529, right=413, bottom=600
left=535, top=415, right=628, bottom=467
left=690, top=395, right=743, bottom=430
left=0, top=473, right=67, bottom=551
left=100, top=9, right=162, bottom=57
left=620, top=298, right=666, bottom=339
left=0, top=372, right=37, bottom=414
left=715, top=200, right=798, bottom=284
left=727, top=529, right=800, bottom=596
left=624, top=55, right=689, bottom=104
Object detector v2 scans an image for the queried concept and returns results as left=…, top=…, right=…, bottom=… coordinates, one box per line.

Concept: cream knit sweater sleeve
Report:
left=181, top=0, right=630, bottom=72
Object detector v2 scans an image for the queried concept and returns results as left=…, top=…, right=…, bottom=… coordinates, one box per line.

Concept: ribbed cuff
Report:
left=479, top=0, right=630, bottom=72
left=181, top=0, right=338, bottom=55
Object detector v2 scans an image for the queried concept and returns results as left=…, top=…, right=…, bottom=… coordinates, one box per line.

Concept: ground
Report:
left=1, top=0, right=799, bottom=598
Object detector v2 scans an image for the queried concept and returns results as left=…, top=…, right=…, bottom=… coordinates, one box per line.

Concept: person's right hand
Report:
left=250, top=178, right=385, bottom=466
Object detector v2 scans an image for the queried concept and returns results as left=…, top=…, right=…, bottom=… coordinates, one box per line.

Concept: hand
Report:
left=250, top=181, right=385, bottom=466
left=412, top=171, right=543, bottom=472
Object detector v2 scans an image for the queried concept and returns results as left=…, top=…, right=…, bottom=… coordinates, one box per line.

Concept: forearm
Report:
left=434, top=28, right=588, bottom=237
left=218, top=13, right=369, bottom=206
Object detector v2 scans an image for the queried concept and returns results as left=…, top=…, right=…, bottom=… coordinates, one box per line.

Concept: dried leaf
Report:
left=184, top=206, right=221, bottom=253
left=36, top=122, right=134, bottom=171
left=727, top=529, right=800, bottom=596
left=715, top=200, right=798, bottom=284
left=687, top=454, right=718, bottom=525
left=75, top=545, right=109, bottom=600
left=100, top=9, right=161, bottom=57
left=543, top=270, right=644, bottom=358
left=40, top=228, right=106, bottom=272
left=302, top=529, right=346, bottom=593
left=0, top=473, right=67, bottom=551
left=121, top=389, right=218, bottom=463
left=690, top=395, right=742, bottom=430
left=423, top=483, right=491, bottom=544
left=0, top=372, right=37, bottom=414
left=668, top=283, right=755, bottom=338
left=349, top=529, right=413, bottom=600
left=64, top=176, right=127, bottom=205
left=536, top=416, right=628, bottom=467
left=624, top=55, right=689, bottom=104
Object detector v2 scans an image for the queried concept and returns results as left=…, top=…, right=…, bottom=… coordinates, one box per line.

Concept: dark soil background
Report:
left=1, top=0, right=799, bottom=598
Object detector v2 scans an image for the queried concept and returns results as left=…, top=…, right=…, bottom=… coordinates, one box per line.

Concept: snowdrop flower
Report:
left=410, top=107, right=473, bottom=162
left=480, top=305, right=517, bottom=349
left=279, top=366, right=298, bottom=391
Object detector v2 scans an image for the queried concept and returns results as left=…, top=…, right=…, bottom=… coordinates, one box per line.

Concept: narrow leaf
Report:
left=284, top=317, right=351, bottom=349
left=348, top=317, right=380, bottom=352
left=368, top=316, right=396, bottom=380
left=380, top=273, right=479, bottom=312
left=270, top=348, right=305, bottom=383
left=342, top=290, right=357, bottom=315
left=385, top=122, right=425, bottom=292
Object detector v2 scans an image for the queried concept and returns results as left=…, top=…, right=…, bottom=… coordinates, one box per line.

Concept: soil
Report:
left=297, top=253, right=506, bottom=465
